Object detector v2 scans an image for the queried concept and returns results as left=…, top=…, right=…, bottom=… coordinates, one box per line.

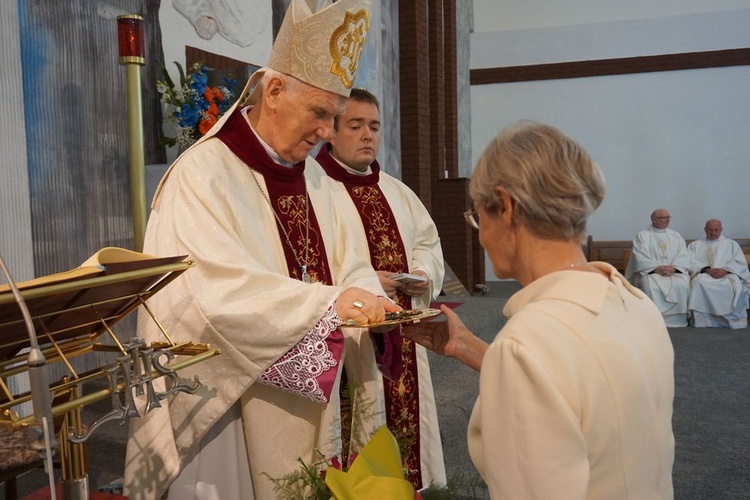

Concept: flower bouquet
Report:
left=262, top=383, right=486, bottom=499
left=156, top=62, right=236, bottom=149
left=264, top=426, right=418, bottom=500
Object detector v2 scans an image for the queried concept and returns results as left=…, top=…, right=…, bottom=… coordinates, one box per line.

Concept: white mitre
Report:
left=270, top=0, right=371, bottom=96
left=238, top=0, right=371, bottom=106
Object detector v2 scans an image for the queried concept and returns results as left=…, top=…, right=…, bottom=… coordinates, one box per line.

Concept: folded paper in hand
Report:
left=388, top=273, right=427, bottom=284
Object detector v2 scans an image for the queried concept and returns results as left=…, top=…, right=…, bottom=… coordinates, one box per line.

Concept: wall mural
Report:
left=173, top=0, right=270, bottom=46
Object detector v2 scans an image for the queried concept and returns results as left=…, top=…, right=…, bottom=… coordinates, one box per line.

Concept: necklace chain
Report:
left=562, top=261, right=589, bottom=272
left=250, top=170, right=312, bottom=283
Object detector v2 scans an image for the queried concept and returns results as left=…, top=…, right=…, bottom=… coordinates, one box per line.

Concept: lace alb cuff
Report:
left=258, top=305, right=344, bottom=402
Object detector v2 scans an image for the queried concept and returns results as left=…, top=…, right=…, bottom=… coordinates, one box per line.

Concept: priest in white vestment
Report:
left=314, top=88, right=446, bottom=489
left=625, top=209, right=692, bottom=327
left=688, top=219, right=750, bottom=329
left=123, top=2, right=406, bottom=499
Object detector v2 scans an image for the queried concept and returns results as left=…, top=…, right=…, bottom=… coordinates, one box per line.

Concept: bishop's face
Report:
left=267, top=80, right=346, bottom=164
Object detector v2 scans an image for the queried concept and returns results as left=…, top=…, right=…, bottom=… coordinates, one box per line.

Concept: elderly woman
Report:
left=405, top=122, right=675, bottom=499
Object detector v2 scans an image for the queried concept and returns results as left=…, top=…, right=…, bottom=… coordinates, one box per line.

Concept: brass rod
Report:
left=0, top=343, right=95, bottom=379
left=0, top=337, right=93, bottom=371
left=0, top=377, right=13, bottom=402
left=5, top=348, right=220, bottom=429
left=100, top=318, right=127, bottom=354
left=125, top=63, right=147, bottom=252
left=139, top=297, right=175, bottom=345
left=41, top=323, right=80, bottom=379
left=60, top=386, right=87, bottom=481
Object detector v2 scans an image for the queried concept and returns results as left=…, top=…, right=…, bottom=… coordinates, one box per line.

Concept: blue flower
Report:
left=157, top=61, right=236, bottom=147
left=177, top=103, right=200, bottom=128
left=190, top=71, right=208, bottom=95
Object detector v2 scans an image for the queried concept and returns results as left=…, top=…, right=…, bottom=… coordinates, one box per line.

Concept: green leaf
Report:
left=160, top=67, right=175, bottom=89
left=174, top=61, right=187, bottom=87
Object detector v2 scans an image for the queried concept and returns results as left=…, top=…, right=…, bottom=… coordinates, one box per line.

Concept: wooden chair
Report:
left=623, top=248, right=633, bottom=273
left=586, top=236, right=633, bottom=274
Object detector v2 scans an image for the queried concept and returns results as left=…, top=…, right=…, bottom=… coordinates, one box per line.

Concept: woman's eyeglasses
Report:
left=463, top=207, right=479, bottom=230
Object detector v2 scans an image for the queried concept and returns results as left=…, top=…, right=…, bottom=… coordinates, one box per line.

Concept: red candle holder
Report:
left=117, top=14, right=145, bottom=65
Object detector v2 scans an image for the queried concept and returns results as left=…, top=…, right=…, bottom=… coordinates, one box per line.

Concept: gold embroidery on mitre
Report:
left=329, top=9, right=370, bottom=88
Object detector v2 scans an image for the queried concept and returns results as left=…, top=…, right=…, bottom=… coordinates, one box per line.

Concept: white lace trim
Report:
left=258, top=305, right=342, bottom=402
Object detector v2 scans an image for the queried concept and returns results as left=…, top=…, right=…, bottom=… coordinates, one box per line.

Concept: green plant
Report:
left=420, top=471, right=488, bottom=499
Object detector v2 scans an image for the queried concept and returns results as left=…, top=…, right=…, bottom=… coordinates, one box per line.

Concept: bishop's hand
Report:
left=335, top=287, right=400, bottom=326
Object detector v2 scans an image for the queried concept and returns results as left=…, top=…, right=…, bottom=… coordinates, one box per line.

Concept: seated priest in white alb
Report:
left=625, top=209, right=692, bottom=327
left=688, top=219, right=750, bottom=329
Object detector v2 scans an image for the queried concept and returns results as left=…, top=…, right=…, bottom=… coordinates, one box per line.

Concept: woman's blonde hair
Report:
left=470, top=121, right=605, bottom=242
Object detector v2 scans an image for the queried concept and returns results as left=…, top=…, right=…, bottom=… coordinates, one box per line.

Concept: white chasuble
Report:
left=625, top=226, right=691, bottom=327
left=124, top=106, right=384, bottom=500
left=688, top=236, right=750, bottom=329
left=315, top=145, right=447, bottom=489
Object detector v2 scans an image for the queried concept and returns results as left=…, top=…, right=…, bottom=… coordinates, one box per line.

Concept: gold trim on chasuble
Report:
left=349, top=185, right=423, bottom=489
left=276, top=193, right=327, bottom=284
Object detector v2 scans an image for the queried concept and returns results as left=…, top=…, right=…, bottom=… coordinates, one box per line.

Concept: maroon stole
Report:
left=317, top=145, right=423, bottom=489
left=216, top=109, right=332, bottom=285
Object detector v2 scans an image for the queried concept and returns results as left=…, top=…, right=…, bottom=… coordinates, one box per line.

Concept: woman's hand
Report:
left=402, top=304, right=487, bottom=372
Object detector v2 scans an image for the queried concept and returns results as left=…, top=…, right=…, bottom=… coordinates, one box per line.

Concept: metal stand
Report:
left=0, top=252, right=220, bottom=499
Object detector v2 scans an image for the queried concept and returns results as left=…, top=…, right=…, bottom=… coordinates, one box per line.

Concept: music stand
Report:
left=0, top=251, right=220, bottom=499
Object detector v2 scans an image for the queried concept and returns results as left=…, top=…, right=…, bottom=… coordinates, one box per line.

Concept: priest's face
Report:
left=651, top=209, right=671, bottom=230
left=329, top=99, right=381, bottom=172
left=704, top=221, right=722, bottom=240
left=264, top=77, right=346, bottom=163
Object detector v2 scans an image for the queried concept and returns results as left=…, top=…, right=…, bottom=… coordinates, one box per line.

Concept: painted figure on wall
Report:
left=173, top=0, right=270, bottom=46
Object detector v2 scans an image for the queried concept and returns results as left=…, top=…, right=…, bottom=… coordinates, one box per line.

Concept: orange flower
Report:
left=199, top=114, right=218, bottom=135
left=204, top=86, right=224, bottom=103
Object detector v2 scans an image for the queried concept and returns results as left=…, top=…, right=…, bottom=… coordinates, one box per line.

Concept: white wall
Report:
left=473, top=0, right=750, bottom=32
left=471, top=5, right=750, bottom=281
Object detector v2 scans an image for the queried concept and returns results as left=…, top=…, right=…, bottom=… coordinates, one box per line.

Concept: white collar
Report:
left=332, top=155, right=372, bottom=176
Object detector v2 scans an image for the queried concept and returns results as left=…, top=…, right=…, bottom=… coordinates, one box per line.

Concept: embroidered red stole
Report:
left=216, top=109, right=332, bottom=285
left=317, top=145, right=424, bottom=489
left=213, top=111, right=354, bottom=456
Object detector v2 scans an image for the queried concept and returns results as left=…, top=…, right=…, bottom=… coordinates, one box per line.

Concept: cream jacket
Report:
left=469, top=263, right=675, bottom=499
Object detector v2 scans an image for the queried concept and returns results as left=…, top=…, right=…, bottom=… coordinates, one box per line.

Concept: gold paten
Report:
left=341, top=308, right=442, bottom=328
